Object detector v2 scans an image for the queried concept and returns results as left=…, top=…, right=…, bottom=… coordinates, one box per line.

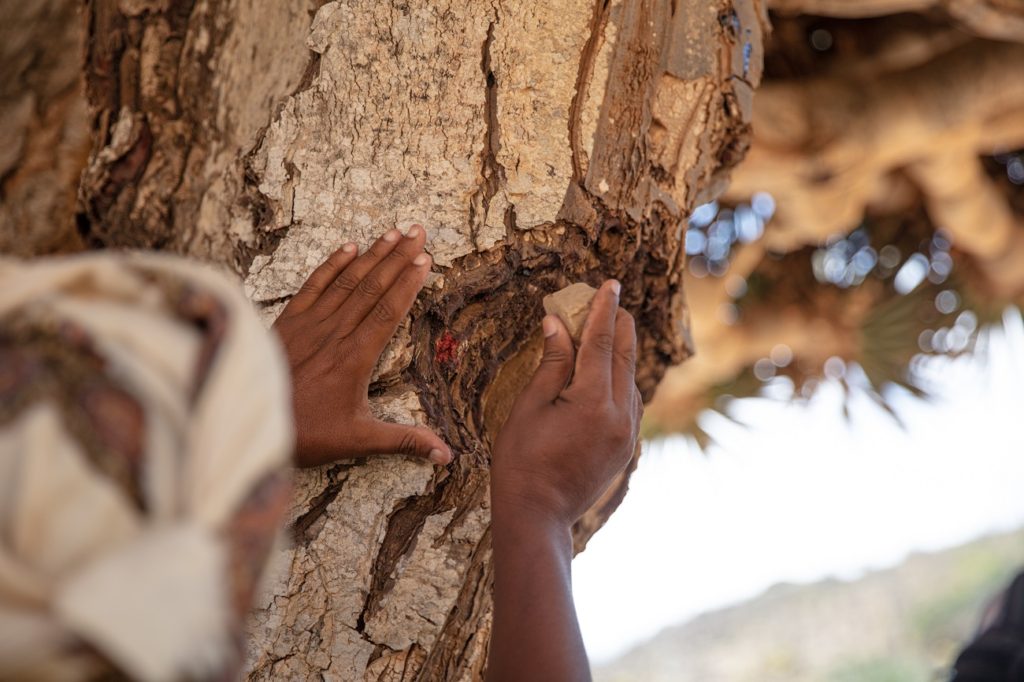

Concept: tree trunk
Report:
left=68, top=0, right=765, bottom=679
left=0, top=0, right=90, bottom=256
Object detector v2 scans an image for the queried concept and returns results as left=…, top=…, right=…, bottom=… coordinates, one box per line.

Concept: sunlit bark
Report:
left=72, top=0, right=765, bottom=678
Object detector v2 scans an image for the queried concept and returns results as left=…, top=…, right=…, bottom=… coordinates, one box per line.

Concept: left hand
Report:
left=273, top=225, right=452, bottom=468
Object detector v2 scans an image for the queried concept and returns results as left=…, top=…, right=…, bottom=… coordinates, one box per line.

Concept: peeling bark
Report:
left=76, top=0, right=765, bottom=678
left=79, top=0, right=316, bottom=258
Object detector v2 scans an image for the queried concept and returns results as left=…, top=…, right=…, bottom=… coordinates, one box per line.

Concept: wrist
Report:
left=490, top=489, right=574, bottom=536
left=490, top=506, right=574, bottom=570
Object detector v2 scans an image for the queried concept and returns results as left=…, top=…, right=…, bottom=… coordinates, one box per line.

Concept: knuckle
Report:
left=371, top=299, right=398, bottom=323
left=398, top=430, right=419, bottom=456
left=592, top=332, right=616, bottom=355
left=330, top=272, right=360, bottom=292
left=356, top=276, right=384, bottom=297
left=541, top=348, right=572, bottom=365
left=297, top=282, right=320, bottom=297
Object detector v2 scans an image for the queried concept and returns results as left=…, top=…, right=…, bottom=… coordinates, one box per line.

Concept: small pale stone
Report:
left=543, top=282, right=598, bottom=343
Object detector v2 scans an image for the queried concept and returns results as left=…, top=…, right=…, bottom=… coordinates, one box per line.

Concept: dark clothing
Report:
left=952, top=573, right=1024, bottom=681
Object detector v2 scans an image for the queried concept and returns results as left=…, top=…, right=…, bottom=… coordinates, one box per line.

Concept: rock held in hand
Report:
left=543, top=282, right=598, bottom=344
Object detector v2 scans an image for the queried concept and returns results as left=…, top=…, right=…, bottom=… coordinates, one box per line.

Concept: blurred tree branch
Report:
left=770, top=0, right=1024, bottom=43
left=650, top=15, right=1024, bottom=439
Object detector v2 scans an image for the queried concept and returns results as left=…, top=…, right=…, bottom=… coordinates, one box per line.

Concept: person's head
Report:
left=0, top=252, right=293, bottom=681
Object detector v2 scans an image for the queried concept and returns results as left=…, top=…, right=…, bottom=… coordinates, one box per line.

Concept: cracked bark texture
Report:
left=75, top=0, right=766, bottom=679
left=0, top=0, right=90, bottom=256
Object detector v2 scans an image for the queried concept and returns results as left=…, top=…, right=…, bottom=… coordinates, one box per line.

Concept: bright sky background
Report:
left=573, top=308, right=1024, bottom=665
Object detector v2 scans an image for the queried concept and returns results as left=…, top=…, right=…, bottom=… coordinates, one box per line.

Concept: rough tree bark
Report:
left=0, top=0, right=90, bottom=256
left=26, top=0, right=766, bottom=678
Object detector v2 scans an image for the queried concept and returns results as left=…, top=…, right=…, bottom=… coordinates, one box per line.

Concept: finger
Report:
left=572, top=279, right=620, bottom=394
left=351, top=251, right=432, bottom=357
left=354, top=418, right=453, bottom=465
left=521, top=315, right=575, bottom=404
left=312, top=228, right=403, bottom=317
left=280, top=243, right=358, bottom=317
left=612, top=307, right=638, bottom=405
left=328, top=225, right=428, bottom=334
left=632, top=386, right=644, bottom=442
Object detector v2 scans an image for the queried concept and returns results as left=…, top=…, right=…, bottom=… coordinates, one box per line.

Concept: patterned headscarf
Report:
left=0, top=252, right=293, bottom=681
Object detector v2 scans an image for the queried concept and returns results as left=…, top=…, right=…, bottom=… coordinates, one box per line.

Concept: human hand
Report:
left=490, top=280, right=643, bottom=528
left=273, top=226, right=452, bottom=467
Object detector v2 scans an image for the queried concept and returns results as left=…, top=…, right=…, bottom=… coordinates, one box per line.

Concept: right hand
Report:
left=490, top=280, right=643, bottom=528
left=272, top=226, right=451, bottom=468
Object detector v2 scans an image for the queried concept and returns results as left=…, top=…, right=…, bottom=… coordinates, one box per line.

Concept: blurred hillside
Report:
left=595, top=528, right=1024, bottom=682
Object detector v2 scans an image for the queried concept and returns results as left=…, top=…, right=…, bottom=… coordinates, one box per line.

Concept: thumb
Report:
left=356, top=419, right=453, bottom=465
left=524, top=315, right=576, bottom=403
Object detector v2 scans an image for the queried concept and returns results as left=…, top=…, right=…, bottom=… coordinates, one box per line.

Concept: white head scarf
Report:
left=0, top=252, right=293, bottom=681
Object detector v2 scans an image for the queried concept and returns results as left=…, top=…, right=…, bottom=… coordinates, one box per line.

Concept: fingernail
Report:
left=383, top=230, right=400, bottom=243
left=406, top=224, right=422, bottom=238
left=342, top=242, right=357, bottom=253
left=414, top=253, right=431, bottom=267
left=542, top=315, right=558, bottom=337
left=609, top=280, right=622, bottom=297
left=429, top=448, right=451, bottom=465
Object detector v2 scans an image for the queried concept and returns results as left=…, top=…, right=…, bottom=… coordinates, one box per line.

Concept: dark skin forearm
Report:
left=278, top=240, right=638, bottom=680
left=486, top=281, right=641, bottom=681
left=488, top=507, right=590, bottom=682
